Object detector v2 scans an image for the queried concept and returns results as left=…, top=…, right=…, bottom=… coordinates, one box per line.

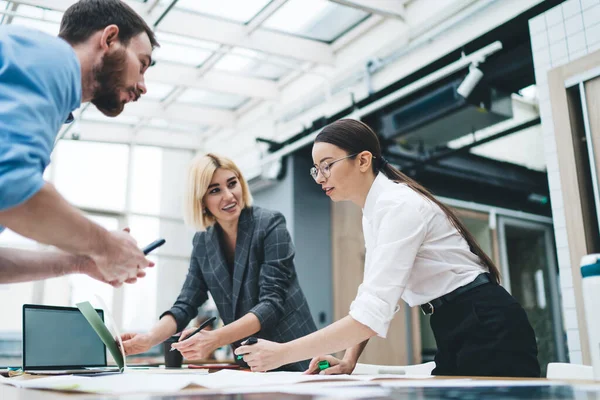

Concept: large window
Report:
left=54, top=141, right=129, bottom=212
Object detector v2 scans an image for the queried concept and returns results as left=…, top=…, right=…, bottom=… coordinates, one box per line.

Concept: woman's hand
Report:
left=120, top=332, right=153, bottom=355
left=304, top=355, right=356, bottom=375
left=234, top=339, right=286, bottom=372
left=170, top=329, right=220, bottom=360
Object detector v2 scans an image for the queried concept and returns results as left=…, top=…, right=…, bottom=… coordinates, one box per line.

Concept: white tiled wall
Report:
left=529, top=0, right=600, bottom=365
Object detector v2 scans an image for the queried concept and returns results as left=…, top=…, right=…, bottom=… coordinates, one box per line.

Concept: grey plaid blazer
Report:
left=163, top=206, right=316, bottom=371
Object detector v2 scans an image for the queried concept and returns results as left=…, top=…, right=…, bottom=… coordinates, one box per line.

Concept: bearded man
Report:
left=0, top=0, right=159, bottom=286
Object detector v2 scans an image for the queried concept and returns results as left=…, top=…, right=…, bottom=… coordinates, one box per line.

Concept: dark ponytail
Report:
left=316, top=119, right=501, bottom=284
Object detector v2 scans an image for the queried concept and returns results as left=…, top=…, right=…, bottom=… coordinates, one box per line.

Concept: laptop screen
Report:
left=23, top=305, right=106, bottom=369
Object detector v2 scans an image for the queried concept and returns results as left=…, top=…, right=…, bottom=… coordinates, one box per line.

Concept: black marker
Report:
left=142, top=238, right=166, bottom=255
left=236, top=337, right=258, bottom=360
left=170, top=316, right=217, bottom=352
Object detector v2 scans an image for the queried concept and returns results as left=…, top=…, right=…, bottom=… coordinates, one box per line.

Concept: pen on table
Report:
left=170, top=316, right=217, bottom=352
left=236, top=336, right=258, bottom=360
left=142, top=238, right=166, bottom=255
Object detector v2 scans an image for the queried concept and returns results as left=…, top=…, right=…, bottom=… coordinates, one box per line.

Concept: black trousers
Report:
left=430, top=282, right=541, bottom=377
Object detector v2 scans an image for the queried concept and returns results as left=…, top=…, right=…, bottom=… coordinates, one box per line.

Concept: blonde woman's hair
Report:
left=184, top=153, right=253, bottom=230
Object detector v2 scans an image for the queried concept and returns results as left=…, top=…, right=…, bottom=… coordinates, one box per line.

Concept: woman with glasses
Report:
left=235, top=119, right=540, bottom=378
left=120, top=154, right=316, bottom=371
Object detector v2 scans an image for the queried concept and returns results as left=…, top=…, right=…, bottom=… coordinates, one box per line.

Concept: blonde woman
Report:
left=120, top=154, right=316, bottom=371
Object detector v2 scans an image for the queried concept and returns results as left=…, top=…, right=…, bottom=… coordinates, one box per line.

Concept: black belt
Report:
left=420, top=273, right=492, bottom=315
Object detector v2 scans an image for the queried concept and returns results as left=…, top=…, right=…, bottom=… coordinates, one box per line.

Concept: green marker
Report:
left=318, top=360, right=330, bottom=371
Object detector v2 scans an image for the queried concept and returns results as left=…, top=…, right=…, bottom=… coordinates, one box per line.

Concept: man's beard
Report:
left=91, top=48, right=136, bottom=117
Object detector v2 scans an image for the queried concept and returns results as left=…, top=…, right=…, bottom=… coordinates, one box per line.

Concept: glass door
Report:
left=498, top=217, right=567, bottom=374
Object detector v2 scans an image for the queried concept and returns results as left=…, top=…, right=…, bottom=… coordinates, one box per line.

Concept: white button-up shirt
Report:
left=349, top=173, right=487, bottom=338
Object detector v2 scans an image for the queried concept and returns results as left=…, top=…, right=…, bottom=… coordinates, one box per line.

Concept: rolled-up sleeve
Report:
left=160, top=233, right=209, bottom=332
left=248, top=212, right=295, bottom=331
left=349, top=201, right=426, bottom=338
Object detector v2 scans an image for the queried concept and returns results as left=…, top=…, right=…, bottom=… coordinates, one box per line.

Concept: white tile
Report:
left=551, top=189, right=565, bottom=210
left=565, top=14, right=585, bottom=36
left=570, top=350, right=583, bottom=364
left=546, top=6, right=565, bottom=27
left=533, top=46, right=551, bottom=68
left=544, top=133, right=558, bottom=154
left=585, top=22, right=600, bottom=45
left=538, top=84, right=551, bottom=101
left=568, top=30, right=587, bottom=52
left=562, top=287, right=576, bottom=308
left=548, top=23, right=567, bottom=42
left=563, top=0, right=583, bottom=18
left=570, top=49, right=588, bottom=61
left=550, top=39, right=569, bottom=61
left=555, top=224, right=569, bottom=246
left=547, top=171, right=561, bottom=193
left=589, top=40, right=600, bottom=52
left=554, top=56, right=570, bottom=67
left=554, top=208, right=567, bottom=229
left=558, top=250, right=571, bottom=270
left=560, top=272, right=574, bottom=291
left=535, top=67, right=549, bottom=84
left=582, top=0, right=600, bottom=10
left=567, top=329, right=582, bottom=351
left=583, top=5, right=600, bottom=28
left=563, top=308, right=579, bottom=330
left=531, top=31, right=550, bottom=51
left=529, top=14, right=547, bottom=34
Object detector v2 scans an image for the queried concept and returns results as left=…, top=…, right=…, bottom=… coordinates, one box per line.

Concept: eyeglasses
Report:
left=310, top=153, right=358, bottom=181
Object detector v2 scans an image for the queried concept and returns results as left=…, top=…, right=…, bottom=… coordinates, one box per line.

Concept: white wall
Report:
left=529, top=0, right=600, bottom=365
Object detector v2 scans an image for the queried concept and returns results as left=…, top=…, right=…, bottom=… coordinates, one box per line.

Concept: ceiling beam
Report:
left=120, top=100, right=236, bottom=127
left=7, top=0, right=145, bottom=13
left=74, top=121, right=203, bottom=150
left=245, top=0, right=289, bottom=34
left=157, top=10, right=335, bottom=65
left=144, top=63, right=279, bottom=99
left=328, top=0, right=405, bottom=21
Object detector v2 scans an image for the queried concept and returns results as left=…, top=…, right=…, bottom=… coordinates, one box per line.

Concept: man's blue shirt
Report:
left=0, top=26, right=81, bottom=224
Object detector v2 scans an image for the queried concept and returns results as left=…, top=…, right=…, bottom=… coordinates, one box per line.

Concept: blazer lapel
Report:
left=204, top=226, right=233, bottom=302
left=231, top=208, right=254, bottom=316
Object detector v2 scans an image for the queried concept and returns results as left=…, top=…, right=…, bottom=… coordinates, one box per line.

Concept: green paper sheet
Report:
left=76, top=301, right=124, bottom=372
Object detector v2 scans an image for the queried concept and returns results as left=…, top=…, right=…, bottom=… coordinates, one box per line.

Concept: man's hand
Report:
left=170, top=329, right=220, bottom=361
left=90, top=228, right=152, bottom=285
left=119, top=332, right=154, bottom=355
left=304, top=355, right=356, bottom=375
left=77, top=254, right=149, bottom=287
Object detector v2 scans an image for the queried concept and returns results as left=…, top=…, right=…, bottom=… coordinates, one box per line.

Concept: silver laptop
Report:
left=22, top=304, right=119, bottom=375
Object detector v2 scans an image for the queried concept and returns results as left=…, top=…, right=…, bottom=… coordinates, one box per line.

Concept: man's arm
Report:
left=0, top=183, right=151, bottom=284
left=0, top=247, right=145, bottom=285
left=0, top=247, right=87, bottom=283
left=0, top=183, right=109, bottom=256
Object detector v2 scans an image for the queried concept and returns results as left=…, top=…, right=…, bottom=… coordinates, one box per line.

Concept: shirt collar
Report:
left=363, top=172, right=390, bottom=221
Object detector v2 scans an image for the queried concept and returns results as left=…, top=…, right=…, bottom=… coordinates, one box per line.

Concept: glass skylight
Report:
left=263, top=0, right=369, bottom=43
left=172, top=0, right=272, bottom=23
left=153, top=41, right=213, bottom=67
left=214, top=47, right=293, bottom=80
left=144, top=81, right=176, bottom=101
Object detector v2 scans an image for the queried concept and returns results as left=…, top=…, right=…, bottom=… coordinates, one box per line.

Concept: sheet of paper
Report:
left=0, top=373, right=208, bottom=394
left=225, top=381, right=392, bottom=398
left=189, top=370, right=432, bottom=389
left=76, top=301, right=124, bottom=372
